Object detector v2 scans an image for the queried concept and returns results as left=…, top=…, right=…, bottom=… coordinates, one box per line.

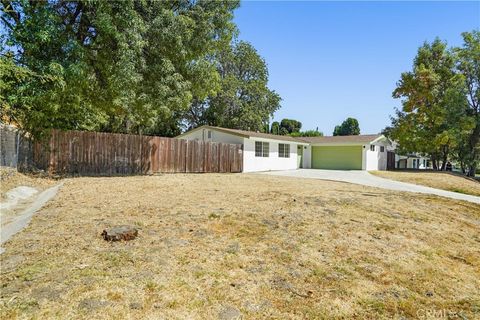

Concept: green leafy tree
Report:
left=333, top=117, right=360, bottom=136
left=389, top=39, right=462, bottom=170
left=290, top=129, right=323, bottom=137
left=270, top=121, right=280, bottom=135
left=1, top=0, right=239, bottom=138
left=279, top=118, right=302, bottom=134
left=454, top=31, right=480, bottom=176
left=0, top=54, right=67, bottom=138
left=189, top=41, right=281, bottom=132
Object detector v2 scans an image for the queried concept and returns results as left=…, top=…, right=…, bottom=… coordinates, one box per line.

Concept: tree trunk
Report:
left=467, top=122, right=480, bottom=177
left=431, top=154, right=438, bottom=170
left=467, top=163, right=477, bottom=177
left=440, top=161, right=446, bottom=171
left=439, top=145, right=449, bottom=171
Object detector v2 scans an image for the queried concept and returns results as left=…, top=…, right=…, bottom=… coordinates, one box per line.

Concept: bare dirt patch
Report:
left=370, top=170, right=480, bottom=197
left=1, top=174, right=479, bottom=319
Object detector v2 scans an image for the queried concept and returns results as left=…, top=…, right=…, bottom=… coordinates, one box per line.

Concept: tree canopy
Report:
left=279, top=118, right=301, bottom=135
left=1, top=0, right=281, bottom=138
left=269, top=119, right=322, bottom=137
left=387, top=31, right=480, bottom=175
left=186, top=41, right=281, bottom=132
left=290, top=129, right=323, bottom=137
left=333, top=117, right=360, bottom=136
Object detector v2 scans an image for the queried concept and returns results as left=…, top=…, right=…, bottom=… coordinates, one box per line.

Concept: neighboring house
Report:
left=178, top=125, right=392, bottom=172
left=396, top=154, right=432, bottom=169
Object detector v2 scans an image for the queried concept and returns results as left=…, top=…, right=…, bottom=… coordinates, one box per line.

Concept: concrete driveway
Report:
left=259, top=169, right=480, bottom=204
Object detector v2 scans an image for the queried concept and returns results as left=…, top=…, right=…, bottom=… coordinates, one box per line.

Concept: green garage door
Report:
left=312, top=146, right=363, bottom=170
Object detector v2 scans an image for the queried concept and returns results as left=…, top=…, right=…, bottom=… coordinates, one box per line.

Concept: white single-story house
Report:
left=178, top=126, right=308, bottom=172
left=396, top=154, right=432, bottom=169
left=177, top=125, right=392, bottom=172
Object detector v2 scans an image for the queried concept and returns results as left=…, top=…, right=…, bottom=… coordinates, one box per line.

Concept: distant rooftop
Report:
left=179, top=125, right=306, bottom=143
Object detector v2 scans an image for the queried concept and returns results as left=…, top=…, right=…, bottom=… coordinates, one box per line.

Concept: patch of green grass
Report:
left=74, top=267, right=111, bottom=278
left=418, top=249, right=435, bottom=260
left=278, top=251, right=293, bottom=263
left=188, top=298, right=207, bottom=309
left=144, top=281, right=158, bottom=292
left=311, top=266, right=329, bottom=278
left=358, top=297, right=386, bottom=313
left=165, top=300, right=180, bottom=309
left=133, top=220, right=145, bottom=227
left=208, top=213, right=220, bottom=219
left=101, top=251, right=134, bottom=268
left=448, top=188, right=470, bottom=195
left=16, top=262, right=49, bottom=281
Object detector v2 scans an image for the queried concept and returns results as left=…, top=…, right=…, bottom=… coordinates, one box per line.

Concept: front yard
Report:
left=1, top=173, right=479, bottom=319
left=370, top=170, right=480, bottom=197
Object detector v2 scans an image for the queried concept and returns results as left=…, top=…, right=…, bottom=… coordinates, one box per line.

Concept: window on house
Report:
left=278, top=143, right=290, bottom=158
left=370, top=145, right=375, bottom=151
left=380, top=146, right=385, bottom=152
left=255, top=141, right=262, bottom=157
left=262, top=142, right=269, bottom=157
left=255, top=141, right=269, bottom=157
left=207, top=130, right=212, bottom=139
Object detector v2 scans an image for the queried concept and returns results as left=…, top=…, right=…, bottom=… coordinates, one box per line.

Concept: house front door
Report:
left=297, top=145, right=303, bottom=168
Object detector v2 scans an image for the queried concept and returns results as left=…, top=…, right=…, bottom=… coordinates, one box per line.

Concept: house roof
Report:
left=178, top=125, right=307, bottom=143
left=298, top=134, right=384, bottom=145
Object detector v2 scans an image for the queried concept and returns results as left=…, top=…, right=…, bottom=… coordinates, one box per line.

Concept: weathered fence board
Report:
left=27, top=129, right=243, bottom=175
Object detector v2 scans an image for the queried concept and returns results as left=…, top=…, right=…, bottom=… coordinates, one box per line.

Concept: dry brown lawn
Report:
left=1, top=173, right=479, bottom=319
left=370, top=170, right=480, bottom=197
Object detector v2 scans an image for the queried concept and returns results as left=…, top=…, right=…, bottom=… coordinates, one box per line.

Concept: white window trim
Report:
left=255, top=141, right=269, bottom=157
left=278, top=143, right=290, bottom=158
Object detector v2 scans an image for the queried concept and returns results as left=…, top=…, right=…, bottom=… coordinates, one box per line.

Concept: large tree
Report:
left=454, top=31, right=480, bottom=176
left=270, top=121, right=280, bottom=135
left=389, top=38, right=467, bottom=171
left=1, top=0, right=239, bottom=138
left=279, top=118, right=301, bottom=135
left=333, top=117, right=360, bottom=136
left=186, top=41, right=281, bottom=132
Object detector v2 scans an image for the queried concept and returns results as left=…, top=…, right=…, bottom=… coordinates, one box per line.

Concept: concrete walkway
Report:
left=259, top=169, right=480, bottom=204
left=1, top=183, right=63, bottom=254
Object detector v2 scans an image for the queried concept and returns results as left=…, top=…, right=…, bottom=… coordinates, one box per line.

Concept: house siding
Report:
left=180, top=127, right=244, bottom=145
left=179, top=128, right=304, bottom=172
left=243, top=138, right=299, bottom=172
left=179, top=127, right=391, bottom=172
left=364, top=141, right=389, bottom=170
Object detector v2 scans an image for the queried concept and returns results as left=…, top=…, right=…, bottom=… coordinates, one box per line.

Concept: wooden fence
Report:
left=387, top=151, right=395, bottom=170
left=30, top=129, right=243, bottom=175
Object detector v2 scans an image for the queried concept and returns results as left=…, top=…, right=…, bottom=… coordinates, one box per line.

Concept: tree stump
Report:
left=101, top=226, right=138, bottom=241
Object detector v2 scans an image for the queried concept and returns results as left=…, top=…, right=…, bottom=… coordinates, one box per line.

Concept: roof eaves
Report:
left=176, top=125, right=206, bottom=138
left=207, top=126, right=250, bottom=138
